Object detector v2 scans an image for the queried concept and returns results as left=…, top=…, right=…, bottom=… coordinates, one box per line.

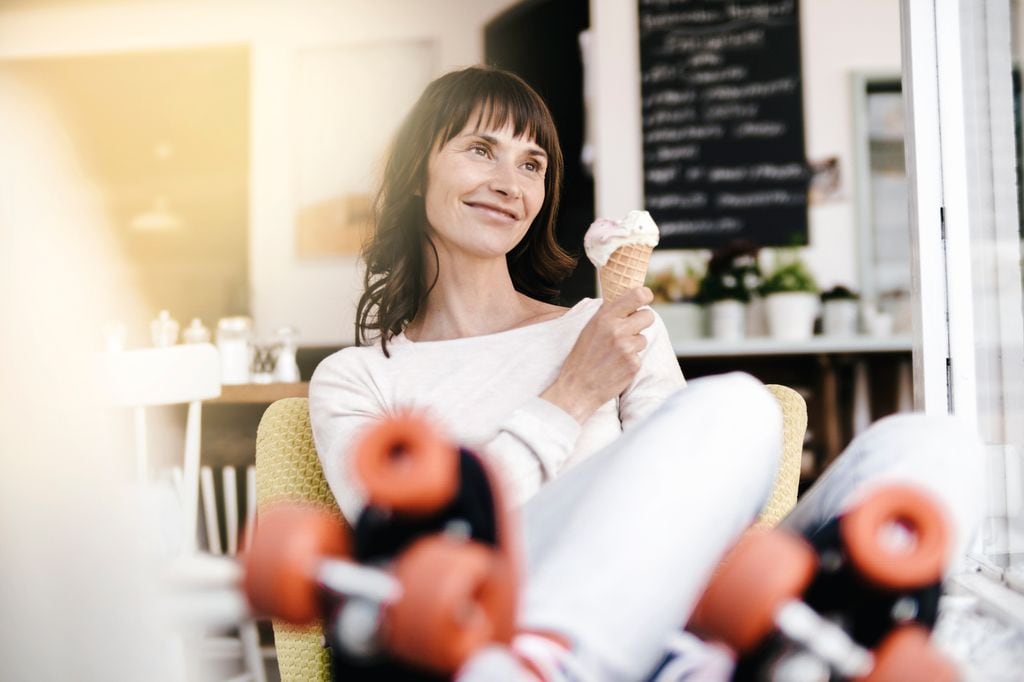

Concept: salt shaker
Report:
left=182, top=318, right=211, bottom=344
left=216, top=316, right=253, bottom=385
left=150, top=310, right=180, bottom=347
left=273, top=326, right=301, bottom=383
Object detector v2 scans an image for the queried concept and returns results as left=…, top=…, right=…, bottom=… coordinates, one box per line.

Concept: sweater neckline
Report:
left=391, top=298, right=597, bottom=347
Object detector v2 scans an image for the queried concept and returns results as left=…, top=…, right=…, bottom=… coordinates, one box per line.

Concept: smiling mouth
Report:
left=465, top=202, right=518, bottom=221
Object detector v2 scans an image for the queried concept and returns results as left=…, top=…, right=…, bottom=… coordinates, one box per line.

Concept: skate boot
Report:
left=687, top=484, right=958, bottom=681
left=242, top=413, right=519, bottom=680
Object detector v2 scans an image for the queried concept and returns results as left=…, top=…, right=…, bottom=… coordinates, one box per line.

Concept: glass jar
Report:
left=273, top=326, right=301, bottom=383
left=216, top=316, right=252, bottom=385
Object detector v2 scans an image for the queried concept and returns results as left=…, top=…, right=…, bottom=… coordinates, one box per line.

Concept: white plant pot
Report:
left=708, top=300, right=746, bottom=341
left=822, top=299, right=859, bottom=336
left=766, top=292, right=819, bottom=341
left=652, top=302, right=704, bottom=340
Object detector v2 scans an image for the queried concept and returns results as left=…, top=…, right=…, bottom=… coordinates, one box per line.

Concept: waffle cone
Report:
left=599, top=243, right=653, bottom=301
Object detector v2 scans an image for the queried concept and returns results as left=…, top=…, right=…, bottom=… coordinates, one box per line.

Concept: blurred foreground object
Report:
left=246, top=414, right=519, bottom=679
left=0, top=69, right=269, bottom=682
left=0, top=72, right=183, bottom=681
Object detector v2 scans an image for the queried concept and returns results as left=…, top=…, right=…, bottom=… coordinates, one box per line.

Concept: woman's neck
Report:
left=406, top=252, right=558, bottom=342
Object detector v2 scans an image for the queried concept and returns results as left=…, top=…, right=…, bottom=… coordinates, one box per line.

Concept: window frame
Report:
left=901, top=0, right=1024, bottom=606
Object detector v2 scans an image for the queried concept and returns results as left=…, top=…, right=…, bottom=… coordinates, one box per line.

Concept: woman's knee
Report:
left=656, top=373, right=782, bottom=487
left=852, top=413, right=983, bottom=485
left=666, top=372, right=779, bottom=424
left=843, top=413, right=985, bottom=554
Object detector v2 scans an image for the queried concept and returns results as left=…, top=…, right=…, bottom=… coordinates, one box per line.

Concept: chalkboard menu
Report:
left=638, top=0, right=809, bottom=249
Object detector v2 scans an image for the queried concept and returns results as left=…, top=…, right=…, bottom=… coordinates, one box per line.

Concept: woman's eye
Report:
left=470, top=145, right=490, bottom=157
left=523, top=160, right=544, bottom=174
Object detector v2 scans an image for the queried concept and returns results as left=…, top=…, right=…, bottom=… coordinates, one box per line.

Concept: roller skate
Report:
left=687, top=484, right=958, bottom=681
left=242, top=413, right=519, bottom=680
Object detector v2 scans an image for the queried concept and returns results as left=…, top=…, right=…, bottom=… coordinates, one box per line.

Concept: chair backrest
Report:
left=253, top=385, right=807, bottom=680
left=105, top=343, right=221, bottom=409
left=196, top=463, right=266, bottom=682
left=200, top=464, right=257, bottom=557
left=105, top=343, right=221, bottom=553
left=254, top=398, right=336, bottom=682
left=759, top=384, right=807, bottom=527
left=106, top=344, right=268, bottom=682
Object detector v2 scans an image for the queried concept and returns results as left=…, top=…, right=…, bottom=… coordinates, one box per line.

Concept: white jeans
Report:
left=510, top=372, right=984, bottom=681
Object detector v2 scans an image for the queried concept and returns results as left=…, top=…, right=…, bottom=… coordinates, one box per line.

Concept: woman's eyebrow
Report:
left=473, top=133, right=548, bottom=160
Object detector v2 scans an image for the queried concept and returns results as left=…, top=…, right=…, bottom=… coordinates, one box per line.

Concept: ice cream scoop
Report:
left=584, top=210, right=660, bottom=301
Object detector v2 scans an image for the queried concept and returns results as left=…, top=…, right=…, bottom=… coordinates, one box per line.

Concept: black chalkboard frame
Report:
left=638, top=0, right=810, bottom=250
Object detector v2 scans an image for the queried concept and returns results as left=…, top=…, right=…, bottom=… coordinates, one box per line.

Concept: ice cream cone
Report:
left=599, top=242, right=653, bottom=302
left=585, top=210, right=659, bottom=302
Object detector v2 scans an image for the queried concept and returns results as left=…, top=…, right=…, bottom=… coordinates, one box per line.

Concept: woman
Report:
left=310, top=66, right=982, bottom=681
left=313, top=66, right=686, bottom=519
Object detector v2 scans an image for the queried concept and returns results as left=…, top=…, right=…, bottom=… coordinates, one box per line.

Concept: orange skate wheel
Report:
left=383, top=535, right=516, bottom=673
left=241, top=504, right=348, bottom=624
left=353, top=414, right=459, bottom=515
left=689, top=529, right=818, bottom=653
left=859, top=625, right=958, bottom=682
left=840, top=484, right=950, bottom=590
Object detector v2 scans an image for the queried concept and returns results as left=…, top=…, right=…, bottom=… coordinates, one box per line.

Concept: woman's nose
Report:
left=489, top=162, right=521, bottom=198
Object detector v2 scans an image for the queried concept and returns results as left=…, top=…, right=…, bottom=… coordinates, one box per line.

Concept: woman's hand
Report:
left=541, top=287, right=656, bottom=424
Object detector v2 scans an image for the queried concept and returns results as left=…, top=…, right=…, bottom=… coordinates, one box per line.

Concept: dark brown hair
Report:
left=355, top=65, right=576, bottom=355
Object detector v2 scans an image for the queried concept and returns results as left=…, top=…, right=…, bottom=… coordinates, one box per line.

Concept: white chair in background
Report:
left=105, top=343, right=221, bottom=553
left=200, top=464, right=266, bottom=682
left=106, top=344, right=266, bottom=681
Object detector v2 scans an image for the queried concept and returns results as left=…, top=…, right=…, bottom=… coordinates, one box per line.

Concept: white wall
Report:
left=589, top=0, right=903, bottom=291
left=1, top=0, right=905, bottom=343
left=0, top=0, right=518, bottom=345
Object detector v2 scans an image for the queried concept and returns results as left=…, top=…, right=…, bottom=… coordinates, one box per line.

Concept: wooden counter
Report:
left=210, top=382, right=309, bottom=404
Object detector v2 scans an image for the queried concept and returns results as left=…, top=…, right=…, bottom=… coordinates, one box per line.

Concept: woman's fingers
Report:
left=623, top=308, right=656, bottom=336
left=542, top=286, right=659, bottom=423
left=594, top=287, right=655, bottom=355
left=619, top=331, right=647, bottom=358
left=600, top=287, right=656, bottom=337
left=606, top=286, right=654, bottom=317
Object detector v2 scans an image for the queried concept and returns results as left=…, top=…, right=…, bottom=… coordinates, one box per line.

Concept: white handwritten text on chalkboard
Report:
left=639, top=0, right=809, bottom=248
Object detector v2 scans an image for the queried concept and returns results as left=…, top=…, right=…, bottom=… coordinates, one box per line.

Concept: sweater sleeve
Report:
left=308, top=349, right=387, bottom=524
left=619, top=309, right=686, bottom=430
left=308, top=347, right=583, bottom=519
left=469, top=396, right=582, bottom=507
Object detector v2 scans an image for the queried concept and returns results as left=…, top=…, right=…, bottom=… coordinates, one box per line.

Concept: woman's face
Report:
left=423, top=116, right=548, bottom=262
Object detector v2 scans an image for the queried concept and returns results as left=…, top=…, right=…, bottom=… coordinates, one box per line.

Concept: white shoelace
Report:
left=511, top=632, right=600, bottom=682
left=648, top=631, right=735, bottom=682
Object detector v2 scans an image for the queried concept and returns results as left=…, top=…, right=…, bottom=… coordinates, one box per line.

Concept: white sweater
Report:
left=308, top=298, right=686, bottom=522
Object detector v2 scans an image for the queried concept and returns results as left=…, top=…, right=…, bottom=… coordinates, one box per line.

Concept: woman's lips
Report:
left=465, top=201, right=518, bottom=222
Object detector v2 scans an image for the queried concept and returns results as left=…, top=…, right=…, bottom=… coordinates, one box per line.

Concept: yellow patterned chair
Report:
left=254, top=385, right=806, bottom=681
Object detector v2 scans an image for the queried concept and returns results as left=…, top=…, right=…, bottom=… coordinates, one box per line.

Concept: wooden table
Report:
left=203, top=383, right=310, bottom=469
left=210, top=382, right=310, bottom=404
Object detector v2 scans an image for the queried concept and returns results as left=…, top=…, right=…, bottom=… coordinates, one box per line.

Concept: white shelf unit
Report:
left=672, top=334, right=913, bottom=358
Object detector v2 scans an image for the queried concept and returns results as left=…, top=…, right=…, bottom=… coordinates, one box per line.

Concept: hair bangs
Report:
left=432, top=74, right=557, bottom=161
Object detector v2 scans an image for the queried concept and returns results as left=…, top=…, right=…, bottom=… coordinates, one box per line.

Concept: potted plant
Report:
left=759, top=250, right=820, bottom=341
left=647, top=264, right=703, bottom=340
left=699, top=241, right=761, bottom=341
left=820, top=285, right=860, bottom=336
